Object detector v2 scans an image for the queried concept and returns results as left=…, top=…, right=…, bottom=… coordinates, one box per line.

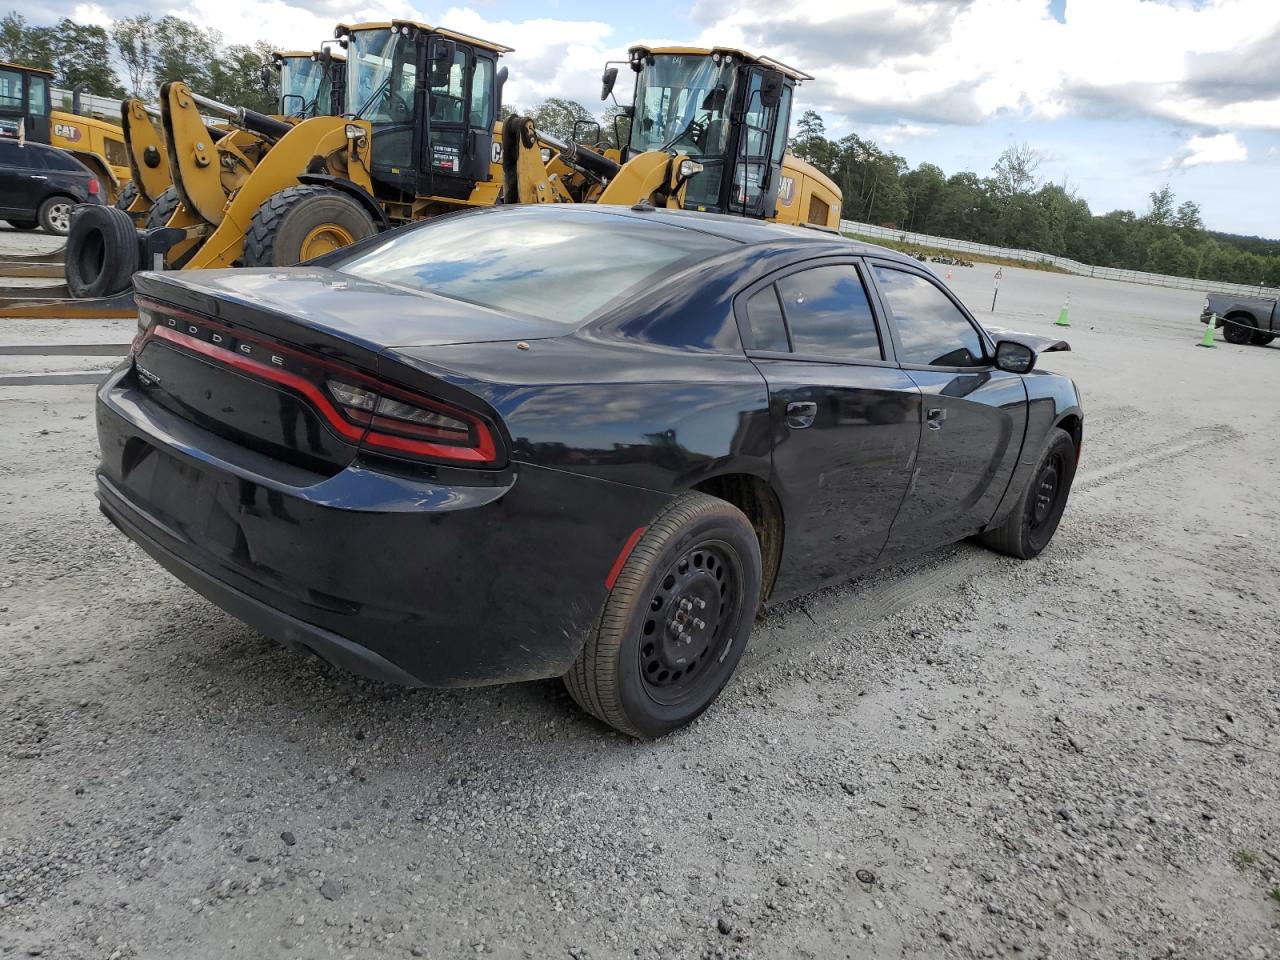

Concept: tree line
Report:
left=0, top=12, right=276, bottom=113
left=789, top=111, right=1279, bottom=287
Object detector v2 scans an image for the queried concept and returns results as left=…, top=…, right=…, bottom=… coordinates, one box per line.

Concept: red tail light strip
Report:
left=147, top=324, right=497, bottom=464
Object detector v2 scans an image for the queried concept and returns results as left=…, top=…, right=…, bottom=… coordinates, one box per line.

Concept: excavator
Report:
left=0, top=24, right=842, bottom=317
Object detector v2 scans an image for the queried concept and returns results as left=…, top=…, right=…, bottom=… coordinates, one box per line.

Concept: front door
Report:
left=726, top=67, right=785, bottom=219
left=867, top=261, right=1028, bottom=555
left=737, top=260, right=922, bottom=596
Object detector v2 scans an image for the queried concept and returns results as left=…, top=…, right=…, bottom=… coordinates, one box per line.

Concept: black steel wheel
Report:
left=980, top=427, right=1077, bottom=560
left=563, top=492, right=762, bottom=739
left=1249, top=330, right=1275, bottom=346
left=1222, top=319, right=1253, bottom=345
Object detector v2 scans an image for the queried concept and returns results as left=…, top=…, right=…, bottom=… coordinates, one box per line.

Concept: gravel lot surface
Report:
left=1, top=240, right=1278, bottom=960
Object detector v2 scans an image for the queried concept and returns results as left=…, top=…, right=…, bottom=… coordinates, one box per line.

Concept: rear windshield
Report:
left=335, top=210, right=736, bottom=324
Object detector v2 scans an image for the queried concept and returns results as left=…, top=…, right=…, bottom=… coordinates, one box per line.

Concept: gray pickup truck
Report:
left=1202, top=292, right=1278, bottom=346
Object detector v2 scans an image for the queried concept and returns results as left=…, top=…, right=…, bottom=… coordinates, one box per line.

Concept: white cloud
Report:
left=874, top=122, right=937, bottom=145
left=69, top=3, right=113, bottom=28
left=1164, top=132, right=1248, bottom=170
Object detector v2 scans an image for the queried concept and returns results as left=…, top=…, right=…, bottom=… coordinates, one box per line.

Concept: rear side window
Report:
left=872, top=266, right=985, bottom=367
left=0, top=139, right=19, bottom=163
left=775, top=264, right=882, bottom=360
left=742, top=286, right=789, bottom=352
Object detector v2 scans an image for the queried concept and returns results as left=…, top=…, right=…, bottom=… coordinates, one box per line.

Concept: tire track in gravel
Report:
left=1076, top=425, right=1243, bottom=491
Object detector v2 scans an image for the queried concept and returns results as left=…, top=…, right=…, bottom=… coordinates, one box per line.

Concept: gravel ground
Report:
left=1, top=252, right=1278, bottom=960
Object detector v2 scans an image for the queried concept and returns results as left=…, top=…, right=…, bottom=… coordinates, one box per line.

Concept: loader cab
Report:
left=336, top=22, right=510, bottom=203
left=270, top=50, right=346, bottom=119
left=0, top=62, right=52, bottom=144
left=619, top=46, right=800, bottom=220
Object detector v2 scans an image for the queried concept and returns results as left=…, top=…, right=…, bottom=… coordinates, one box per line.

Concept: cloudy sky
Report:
left=42, top=0, right=1280, bottom=238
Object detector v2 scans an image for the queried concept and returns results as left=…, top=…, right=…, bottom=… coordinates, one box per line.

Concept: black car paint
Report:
left=96, top=206, right=1083, bottom=689
left=0, top=139, right=101, bottom=223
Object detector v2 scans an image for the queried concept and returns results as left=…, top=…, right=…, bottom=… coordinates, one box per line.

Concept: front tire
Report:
left=563, top=492, right=762, bottom=739
left=1249, top=330, right=1275, bottom=346
left=1222, top=319, right=1253, bottom=345
left=980, top=427, right=1077, bottom=560
left=37, top=195, right=75, bottom=235
left=242, top=185, right=376, bottom=267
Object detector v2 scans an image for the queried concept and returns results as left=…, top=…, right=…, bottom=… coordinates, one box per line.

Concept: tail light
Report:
left=133, top=297, right=502, bottom=467
left=87, top=177, right=100, bottom=196
left=326, top=376, right=497, bottom=463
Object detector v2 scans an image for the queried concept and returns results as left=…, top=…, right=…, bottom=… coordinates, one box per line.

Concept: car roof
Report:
left=459, top=204, right=916, bottom=265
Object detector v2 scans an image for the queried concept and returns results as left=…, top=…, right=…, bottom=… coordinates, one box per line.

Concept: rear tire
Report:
left=242, top=185, right=376, bottom=267
left=1249, top=330, right=1275, bottom=346
left=66, top=205, right=139, bottom=299
left=980, top=427, right=1077, bottom=560
left=563, top=492, right=762, bottom=739
left=1222, top=319, right=1253, bottom=345
left=37, top=195, right=75, bottom=235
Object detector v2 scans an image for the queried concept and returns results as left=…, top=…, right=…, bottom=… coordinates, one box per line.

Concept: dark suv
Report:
left=0, top=138, right=102, bottom=235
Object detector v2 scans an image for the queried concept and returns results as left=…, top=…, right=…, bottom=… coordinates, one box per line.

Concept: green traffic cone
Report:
left=1198, top=312, right=1217, bottom=348
left=1055, top=295, right=1070, bottom=327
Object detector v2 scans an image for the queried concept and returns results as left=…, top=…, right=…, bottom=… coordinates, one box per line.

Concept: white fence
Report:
left=839, top=219, right=1278, bottom=301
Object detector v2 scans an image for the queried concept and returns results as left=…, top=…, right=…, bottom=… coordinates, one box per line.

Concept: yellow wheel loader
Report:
left=0, top=62, right=132, bottom=204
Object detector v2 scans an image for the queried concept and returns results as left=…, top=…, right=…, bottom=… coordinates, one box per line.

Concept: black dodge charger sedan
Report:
left=96, top=205, right=1083, bottom=738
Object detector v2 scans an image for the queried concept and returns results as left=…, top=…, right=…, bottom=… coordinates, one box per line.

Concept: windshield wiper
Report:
left=354, top=77, right=390, bottom=120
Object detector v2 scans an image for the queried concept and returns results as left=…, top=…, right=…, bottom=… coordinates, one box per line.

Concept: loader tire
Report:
left=114, top=181, right=139, bottom=212
left=242, top=186, right=376, bottom=267
left=66, top=205, right=139, bottom=299
left=144, top=187, right=181, bottom=229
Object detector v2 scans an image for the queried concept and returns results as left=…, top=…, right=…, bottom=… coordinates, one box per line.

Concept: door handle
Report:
left=926, top=407, right=947, bottom=430
left=785, top=401, right=817, bottom=429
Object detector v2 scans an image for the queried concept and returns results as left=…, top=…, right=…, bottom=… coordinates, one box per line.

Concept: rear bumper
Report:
left=95, top=365, right=672, bottom=687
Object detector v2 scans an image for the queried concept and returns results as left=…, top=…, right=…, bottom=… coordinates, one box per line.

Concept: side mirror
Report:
left=995, top=340, right=1036, bottom=374
left=601, top=66, right=618, bottom=101
left=428, top=37, right=457, bottom=63
left=759, top=70, right=785, bottom=108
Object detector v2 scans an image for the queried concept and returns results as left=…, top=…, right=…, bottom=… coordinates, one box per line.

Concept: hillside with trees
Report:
left=789, top=111, right=1279, bottom=287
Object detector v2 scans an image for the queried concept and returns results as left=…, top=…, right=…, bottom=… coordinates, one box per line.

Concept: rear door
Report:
left=737, top=259, right=921, bottom=595
left=867, top=260, right=1027, bottom=556
left=0, top=139, right=39, bottom=215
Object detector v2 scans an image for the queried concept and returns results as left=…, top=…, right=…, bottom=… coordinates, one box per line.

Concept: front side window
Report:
left=775, top=265, right=883, bottom=361
left=469, top=57, right=492, bottom=128
left=429, top=49, right=466, bottom=124
left=337, top=210, right=735, bottom=324
left=872, top=266, right=986, bottom=367
left=27, top=75, right=47, bottom=117
left=0, top=69, right=23, bottom=111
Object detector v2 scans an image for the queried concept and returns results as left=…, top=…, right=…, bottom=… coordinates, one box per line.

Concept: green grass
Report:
left=841, top=231, right=1069, bottom=274
left=1233, top=849, right=1259, bottom=868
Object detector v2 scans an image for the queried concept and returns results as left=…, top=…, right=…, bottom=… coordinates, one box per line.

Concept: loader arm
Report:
left=121, top=99, right=173, bottom=204
left=162, top=82, right=233, bottom=227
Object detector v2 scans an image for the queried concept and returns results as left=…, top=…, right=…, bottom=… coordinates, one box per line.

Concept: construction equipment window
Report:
left=348, top=31, right=414, bottom=123
left=469, top=58, right=492, bottom=128
left=0, top=69, right=23, bottom=111
left=631, top=55, right=736, bottom=158
left=430, top=50, right=466, bottom=124
left=27, top=75, right=46, bottom=116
